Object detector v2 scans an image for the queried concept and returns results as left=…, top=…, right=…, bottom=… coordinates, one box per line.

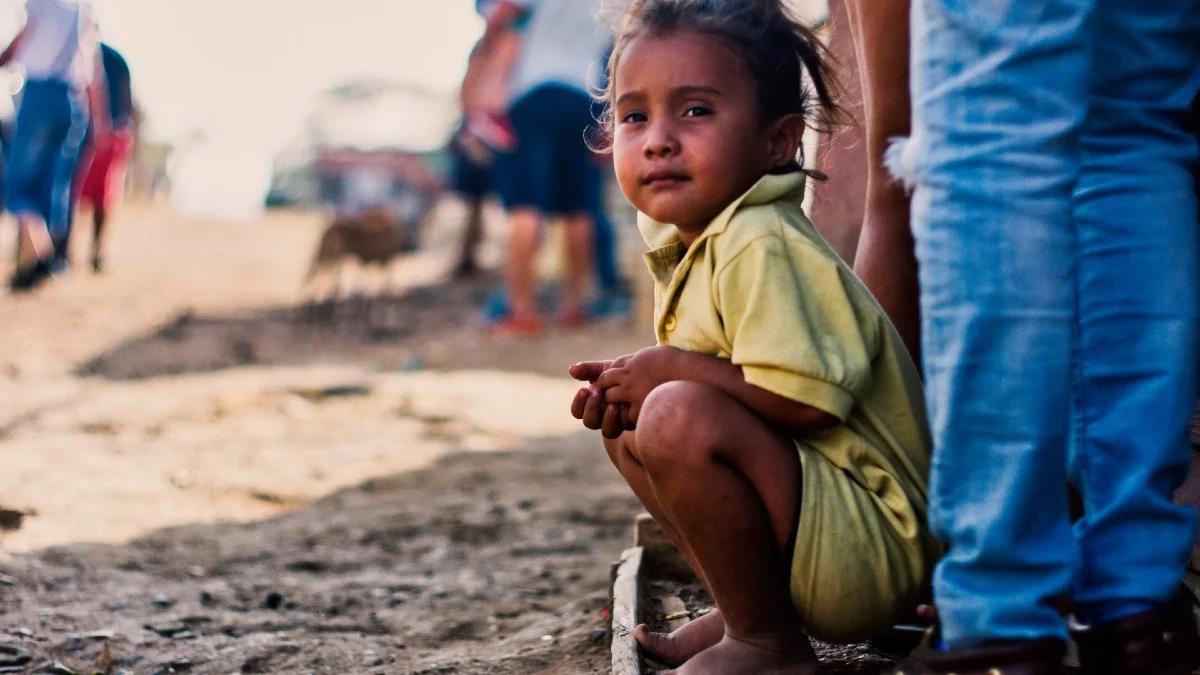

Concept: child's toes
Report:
left=635, top=624, right=694, bottom=668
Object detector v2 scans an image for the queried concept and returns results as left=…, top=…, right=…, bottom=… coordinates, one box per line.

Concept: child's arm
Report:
left=597, top=346, right=839, bottom=438
left=479, top=1, right=525, bottom=50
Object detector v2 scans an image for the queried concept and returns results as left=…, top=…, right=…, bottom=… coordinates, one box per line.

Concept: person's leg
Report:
left=545, top=86, right=599, bottom=324
left=53, top=122, right=91, bottom=271
left=494, top=89, right=551, bottom=327
left=590, top=199, right=619, bottom=297
left=449, top=143, right=491, bottom=278
left=13, top=213, right=53, bottom=273
left=603, top=432, right=712, bottom=589
left=560, top=211, right=592, bottom=322
left=589, top=165, right=622, bottom=303
left=6, top=82, right=67, bottom=283
left=76, top=134, right=108, bottom=272
left=505, top=206, right=541, bottom=318
left=843, top=0, right=921, bottom=367
left=453, top=196, right=484, bottom=278
left=626, top=381, right=815, bottom=674
left=43, top=91, right=86, bottom=271
left=90, top=203, right=107, bottom=272
left=1069, top=0, right=1200, bottom=626
left=905, top=0, right=1093, bottom=648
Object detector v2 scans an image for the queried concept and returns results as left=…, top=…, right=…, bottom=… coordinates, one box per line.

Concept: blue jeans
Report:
left=5, top=79, right=88, bottom=240
left=591, top=186, right=621, bottom=296
left=906, top=0, right=1200, bottom=647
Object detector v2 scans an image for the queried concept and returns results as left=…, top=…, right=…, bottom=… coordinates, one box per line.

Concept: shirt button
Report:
left=663, top=314, right=677, bottom=332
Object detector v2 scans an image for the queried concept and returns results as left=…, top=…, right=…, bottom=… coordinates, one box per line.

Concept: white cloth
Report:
left=14, top=0, right=96, bottom=88
left=506, top=0, right=609, bottom=102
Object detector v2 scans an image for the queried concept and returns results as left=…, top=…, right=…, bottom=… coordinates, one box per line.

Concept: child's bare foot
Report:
left=667, top=631, right=817, bottom=675
left=635, top=610, right=724, bottom=667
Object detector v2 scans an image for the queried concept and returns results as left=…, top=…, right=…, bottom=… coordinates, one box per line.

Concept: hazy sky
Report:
left=0, top=1, right=484, bottom=217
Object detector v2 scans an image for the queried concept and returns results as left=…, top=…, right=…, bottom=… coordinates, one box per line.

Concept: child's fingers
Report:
left=570, top=387, right=591, bottom=420
left=581, top=388, right=606, bottom=430
left=569, top=360, right=612, bottom=382
left=595, top=368, right=625, bottom=390
left=601, top=403, right=625, bottom=439
left=604, top=383, right=630, bottom=404
left=622, top=402, right=640, bottom=429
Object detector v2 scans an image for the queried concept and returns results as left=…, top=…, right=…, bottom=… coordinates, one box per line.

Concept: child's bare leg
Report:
left=603, top=432, right=711, bottom=585
left=636, top=381, right=816, bottom=674
left=603, top=433, right=725, bottom=665
left=505, top=207, right=541, bottom=317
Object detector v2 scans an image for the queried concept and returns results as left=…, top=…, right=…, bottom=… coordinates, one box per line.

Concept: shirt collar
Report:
left=638, top=172, right=806, bottom=281
left=637, top=171, right=806, bottom=250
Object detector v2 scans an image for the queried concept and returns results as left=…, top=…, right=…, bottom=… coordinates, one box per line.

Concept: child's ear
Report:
left=766, top=113, right=807, bottom=169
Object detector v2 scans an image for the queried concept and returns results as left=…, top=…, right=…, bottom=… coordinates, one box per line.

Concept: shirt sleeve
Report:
left=715, top=234, right=879, bottom=420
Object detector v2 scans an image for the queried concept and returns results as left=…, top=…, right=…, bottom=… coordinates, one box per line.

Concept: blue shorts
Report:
left=4, top=79, right=87, bottom=237
left=494, top=84, right=601, bottom=216
left=451, top=145, right=493, bottom=199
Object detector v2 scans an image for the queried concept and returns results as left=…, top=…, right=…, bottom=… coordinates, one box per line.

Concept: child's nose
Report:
left=643, top=122, right=680, bottom=158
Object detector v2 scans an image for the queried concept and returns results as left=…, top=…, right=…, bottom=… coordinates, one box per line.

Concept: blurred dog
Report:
left=302, top=194, right=437, bottom=306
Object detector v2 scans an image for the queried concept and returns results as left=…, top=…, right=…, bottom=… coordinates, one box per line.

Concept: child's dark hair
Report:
left=594, top=0, right=842, bottom=171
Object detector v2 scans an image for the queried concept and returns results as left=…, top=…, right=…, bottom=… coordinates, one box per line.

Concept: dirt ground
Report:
left=0, top=200, right=898, bottom=674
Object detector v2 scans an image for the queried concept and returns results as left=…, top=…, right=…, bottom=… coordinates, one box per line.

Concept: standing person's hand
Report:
left=594, top=346, right=683, bottom=430
left=569, top=356, right=630, bottom=438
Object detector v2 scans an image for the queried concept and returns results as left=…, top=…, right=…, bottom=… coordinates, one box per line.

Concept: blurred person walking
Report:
left=485, top=0, right=610, bottom=335
left=72, top=41, right=133, bottom=274
left=0, top=0, right=97, bottom=291
left=448, top=0, right=523, bottom=279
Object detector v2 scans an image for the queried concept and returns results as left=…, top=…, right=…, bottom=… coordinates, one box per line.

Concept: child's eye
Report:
left=620, top=111, right=647, bottom=124
left=683, top=106, right=712, bottom=118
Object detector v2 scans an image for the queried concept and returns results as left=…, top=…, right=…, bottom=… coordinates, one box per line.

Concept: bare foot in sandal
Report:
left=635, top=609, right=724, bottom=667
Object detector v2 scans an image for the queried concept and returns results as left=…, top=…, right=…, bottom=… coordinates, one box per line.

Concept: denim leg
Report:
left=5, top=85, right=68, bottom=219
left=591, top=197, right=620, bottom=295
left=907, top=0, right=1094, bottom=646
left=47, top=93, right=87, bottom=242
left=1069, top=0, right=1200, bottom=623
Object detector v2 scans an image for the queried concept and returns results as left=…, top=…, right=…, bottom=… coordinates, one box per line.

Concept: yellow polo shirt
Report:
left=639, top=172, right=939, bottom=641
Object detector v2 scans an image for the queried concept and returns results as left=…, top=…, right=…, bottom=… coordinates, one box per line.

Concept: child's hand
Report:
left=568, top=358, right=624, bottom=384
left=595, top=346, right=682, bottom=428
left=570, top=356, right=632, bottom=439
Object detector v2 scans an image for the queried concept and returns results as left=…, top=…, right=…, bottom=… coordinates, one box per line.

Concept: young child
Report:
left=568, top=1, right=940, bottom=672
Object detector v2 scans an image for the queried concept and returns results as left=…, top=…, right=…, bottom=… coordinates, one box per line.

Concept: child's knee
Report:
left=636, top=381, right=725, bottom=469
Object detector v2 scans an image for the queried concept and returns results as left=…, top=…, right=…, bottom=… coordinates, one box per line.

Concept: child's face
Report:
left=611, top=31, right=788, bottom=237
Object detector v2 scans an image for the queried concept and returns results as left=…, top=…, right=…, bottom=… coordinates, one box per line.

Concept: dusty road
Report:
left=0, top=201, right=897, bottom=674
left=0, top=201, right=650, bottom=673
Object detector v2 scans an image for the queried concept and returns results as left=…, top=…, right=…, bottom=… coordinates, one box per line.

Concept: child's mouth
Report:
left=642, top=171, right=690, bottom=188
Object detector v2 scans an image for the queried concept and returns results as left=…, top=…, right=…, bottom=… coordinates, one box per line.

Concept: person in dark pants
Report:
left=485, top=0, right=609, bottom=335
left=448, top=125, right=492, bottom=279
left=0, top=0, right=97, bottom=291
